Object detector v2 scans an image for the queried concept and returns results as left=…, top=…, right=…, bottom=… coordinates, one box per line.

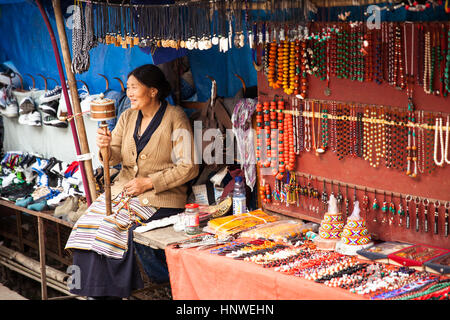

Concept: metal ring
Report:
left=415, top=197, right=421, bottom=204
left=405, top=195, right=412, bottom=202
left=422, top=198, right=429, bottom=206
left=445, top=202, right=450, bottom=209
left=434, top=200, right=440, bottom=207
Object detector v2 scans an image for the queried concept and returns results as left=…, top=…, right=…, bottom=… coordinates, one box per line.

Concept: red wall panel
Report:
left=257, top=68, right=450, bottom=249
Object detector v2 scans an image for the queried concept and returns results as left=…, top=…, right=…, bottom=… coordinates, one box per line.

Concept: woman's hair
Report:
left=127, top=64, right=171, bottom=101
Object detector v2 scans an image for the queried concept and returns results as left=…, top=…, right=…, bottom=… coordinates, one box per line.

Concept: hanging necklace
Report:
left=276, top=98, right=286, bottom=180
left=433, top=116, right=445, bottom=167
left=385, top=110, right=393, bottom=168
left=363, top=106, right=371, bottom=163
left=330, top=101, right=337, bottom=153
left=417, top=111, right=426, bottom=174
left=404, top=22, right=415, bottom=111
left=320, top=102, right=329, bottom=151
left=444, top=115, right=450, bottom=165
left=304, top=101, right=312, bottom=152
left=256, top=101, right=263, bottom=167
left=424, top=30, right=432, bottom=94
left=445, top=27, right=450, bottom=94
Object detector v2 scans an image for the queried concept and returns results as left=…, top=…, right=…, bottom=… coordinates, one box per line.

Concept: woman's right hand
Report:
left=96, top=127, right=112, bottom=149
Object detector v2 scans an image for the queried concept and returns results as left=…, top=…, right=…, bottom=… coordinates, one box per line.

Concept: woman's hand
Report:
left=123, top=177, right=154, bottom=197
left=96, top=127, right=112, bottom=149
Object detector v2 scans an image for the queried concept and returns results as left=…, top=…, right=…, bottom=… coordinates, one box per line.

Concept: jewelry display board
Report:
left=255, top=22, right=450, bottom=249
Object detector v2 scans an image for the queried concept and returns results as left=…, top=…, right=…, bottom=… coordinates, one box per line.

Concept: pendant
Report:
left=212, top=35, right=219, bottom=46
left=315, top=147, right=325, bottom=155
left=324, top=87, right=331, bottom=96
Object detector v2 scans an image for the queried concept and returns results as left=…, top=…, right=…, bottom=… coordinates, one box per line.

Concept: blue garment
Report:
left=70, top=207, right=182, bottom=298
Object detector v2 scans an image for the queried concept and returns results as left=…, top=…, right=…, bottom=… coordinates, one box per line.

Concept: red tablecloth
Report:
left=165, top=245, right=367, bottom=300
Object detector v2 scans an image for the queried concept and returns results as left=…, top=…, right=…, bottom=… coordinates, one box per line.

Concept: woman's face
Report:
left=126, top=75, right=157, bottom=110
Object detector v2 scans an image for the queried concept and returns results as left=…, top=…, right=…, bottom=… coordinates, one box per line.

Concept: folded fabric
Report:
left=65, top=193, right=156, bottom=259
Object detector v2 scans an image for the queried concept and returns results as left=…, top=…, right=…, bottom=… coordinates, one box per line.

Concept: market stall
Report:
left=0, top=0, right=449, bottom=301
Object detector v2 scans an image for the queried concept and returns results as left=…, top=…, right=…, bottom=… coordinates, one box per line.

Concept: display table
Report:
left=165, top=244, right=366, bottom=300
left=133, top=226, right=189, bottom=249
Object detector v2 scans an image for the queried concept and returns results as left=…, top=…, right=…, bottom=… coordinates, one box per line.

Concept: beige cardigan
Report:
left=102, top=104, right=199, bottom=209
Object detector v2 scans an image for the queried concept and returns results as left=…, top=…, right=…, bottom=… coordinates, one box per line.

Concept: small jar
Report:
left=184, top=203, right=200, bottom=235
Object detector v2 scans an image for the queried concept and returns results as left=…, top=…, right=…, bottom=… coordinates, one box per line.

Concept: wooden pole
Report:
left=100, top=122, right=112, bottom=216
left=51, top=0, right=97, bottom=203
left=35, top=0, right=95, bottom=206
left=37, top=217, right=48, bottom=300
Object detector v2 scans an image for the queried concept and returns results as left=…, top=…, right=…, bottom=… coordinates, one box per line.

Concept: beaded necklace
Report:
left=406, top=111, right=418, bottom=178
left=281, top=39, right=290, bottom=94
left=297, top=99, right=304, bottom=153
left=293, top=40, right=300, bottom=96
left=336, top=103, right=345, bottom=160
left=395, top=24, right=405, bottom=89
left=378, top=107, right=386, bottom=167
left=433, top=116, right=445, bottom=167
left=320, top=102, right=329, bottom=151
left=267, top=41, right=278, bottom=89
left=385, top=110, right=393, bottom=168
left=426, top=114, right=436, bottom=174
left=357, top=22, right=365, bottom=82
left=304, top=101, right=312, bottom=152
left=255, top=101, right=263, bottom=167
left=364, top=28, right=373, bottom=82
left=445, top=27, right=450, bottom=94
left=276, top=40, right=285, bottom=89
left=363, top=106, right=371, bottom=163
left=424, top=30, right=432, bottom=94
left=275, top=98, right=286, bottom=180
left=444, top=115, right=450, bottom=165
left=299, top=40, right=308, bottom=99
left=330, top=101, right=337, bottom=153
left=417, top=111, right=426, bottom=174
left=374, top=28, right=383, bottom=85
left=356, top=109, right=364, bottom=158
left=404, top=22, right=415, bottom=110
left=430, top=28, right=437, bottom=94
left=417, top=24, right=424, bottom=87
left=285, top=107, right=295, bottom=172
left=264, top=100, right=272, bottom=168
left=349, top=105, right=356, bottom=157
left=388, top=23, right=395, bottom=86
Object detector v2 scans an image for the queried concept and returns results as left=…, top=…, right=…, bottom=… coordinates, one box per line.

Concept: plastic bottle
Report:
left=232, top=176, right=247, bottom=215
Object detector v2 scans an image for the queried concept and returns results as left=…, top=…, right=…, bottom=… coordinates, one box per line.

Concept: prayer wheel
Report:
left=90, top=93, right=116, bottom=216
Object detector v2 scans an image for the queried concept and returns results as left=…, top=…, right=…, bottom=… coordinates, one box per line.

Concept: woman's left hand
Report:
left=123, top=177, right=153, bottom=197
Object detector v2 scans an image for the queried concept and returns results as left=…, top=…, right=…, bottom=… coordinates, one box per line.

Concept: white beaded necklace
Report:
left=433, top=117, right=445, bottom=166
left=444, top=116, right=450, bottom=165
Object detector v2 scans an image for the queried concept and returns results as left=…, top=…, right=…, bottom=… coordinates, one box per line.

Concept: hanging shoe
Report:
left=40, top=86, right=62, bottom=103
left=43, top=115, right=68, bottom=128
left=25, top=111, right=42, bottom=126
left=18, top=96, right=35, bottom=115
left=39, top=100, right=59, bottom=117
